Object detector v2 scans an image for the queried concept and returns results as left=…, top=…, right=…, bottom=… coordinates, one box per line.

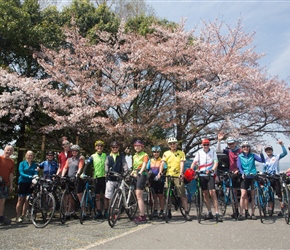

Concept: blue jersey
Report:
left=263, top=145, right=287, bottom=175
left=39, top=160, right=58, bottom=179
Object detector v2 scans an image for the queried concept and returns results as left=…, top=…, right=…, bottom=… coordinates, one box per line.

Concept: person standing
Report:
left=87, top=140, right=108, bottom=219
left=132, top=140, right=149, bottom=224
left=0, top=145, right=15, bottom=225
left=146, top=146, right=165, bottom=218
left=56, top=139, right=73, bottom=176
left=105, top=141, right=128, bottom=204
left=38, top=151, right=58, bottom=180
left=237, top=141, right=265, bottom=220
left=15, top=151, right=38, bottom=223
left=217, top=132, right=242, bottom=218
left=192, top=138, right=222, bottom=222
left=158, top=137, right=192, bottom=221
left=262, top=140, right=287, bottom=216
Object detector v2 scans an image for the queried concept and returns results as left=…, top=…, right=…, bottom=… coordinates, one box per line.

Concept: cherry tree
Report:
left=1, top=18, right=290, bottom=153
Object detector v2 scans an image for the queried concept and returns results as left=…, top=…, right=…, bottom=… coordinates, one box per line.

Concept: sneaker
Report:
left=134, top=215, right=147, bottom=224
left=167, top=209, right=172, bottom=219
left=250, top=214, right=257, bottom=220
left=185, top=212, right=192, bottom=221
left=277, top=211, right=284, bottom=217
left=70, top=212, right=79, bottom=219
left=245, top=211, right=250, bottom=220
left=159, top=211, right=164, bottom=219
left=104, top=211, right=109, bottom=219
left=216, top=214, right=223, bottom=222
left=237, top=214, right=244, bottom=221
left=153, top=210, right=158, bottom=218
left=205, top=212, right=214, bottom=220
left=94, top=212, right=103, bottom=220
left=21, top=215, right=30, bottom=222
left=0, top=216, right=11, bottom=225
left=16, top=217, right=23, bottom=223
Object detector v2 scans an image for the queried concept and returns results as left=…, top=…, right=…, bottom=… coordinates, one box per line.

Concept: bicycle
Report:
left=280, top=173, right=290, bottom=224
left=59, top=176, right=81, bottom=224
left=217, top=171, right=239, bottom=220
left=251, top=173, right=272, bottom=223
left=79, top=175, right=96, bottom=224
left=259, top=173, right=276, bottom=217
left=107, top=171, right=138, bottom=228
left=30, top=176, right=56, bottom=228
left=163, top=175, right=191, bottom=223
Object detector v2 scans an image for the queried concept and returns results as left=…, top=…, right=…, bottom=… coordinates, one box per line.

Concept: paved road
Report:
left=1, top=198, right=289, bottom=250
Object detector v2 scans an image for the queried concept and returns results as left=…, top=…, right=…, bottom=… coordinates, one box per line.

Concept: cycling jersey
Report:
left=263, top=145, right=287, bottom=175
left=194, top=149, right=218, bottom=172
left=223, top=147, right=242, bottom=172
left=132, top=151, right=148, bottom=176
left=237, top=152, right=265, bottom=175
left=39, top=160, right=58, bottom=179
left=88, top=153, right=106, bottom=178
left=162, top=150, right=185, bottom=177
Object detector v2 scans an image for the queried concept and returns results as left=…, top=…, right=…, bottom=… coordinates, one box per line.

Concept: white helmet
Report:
left=226, top=137, right=235, bottom=144
left=167, top=137, right=178, bottom=143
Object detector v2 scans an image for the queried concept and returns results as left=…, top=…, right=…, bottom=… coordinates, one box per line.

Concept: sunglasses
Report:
left=152, top=151, right=159, bottom=153
left=62, top=143, right=69, bottom=146
left=228, top=143, right=234, bottom=146
left=168, top=142, right=177, bottom=145
left=203, top=144, right=209, bottom=146
left=242, top=146, right=250, bottom=148
left=96, top=145, right=104, bottom=147
left=111, top=146, right=119, bottom=148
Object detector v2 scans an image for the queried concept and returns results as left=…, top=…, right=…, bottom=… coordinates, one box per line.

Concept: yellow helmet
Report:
left=95, top=140, right=105, bottom=146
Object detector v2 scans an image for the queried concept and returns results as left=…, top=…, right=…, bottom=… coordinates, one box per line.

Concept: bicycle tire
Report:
left=164, top=183, right=171, bottom=223
left=255, top=186, right=264, bottom=223
left=196, top=186, right=203, bottom=223
left=229, top=188, right=237, bottom=220
left=266, top=186, right=275, bottom=217
left=146, top=187, right=155, bottom=220
left=180, top=186, right=192, bottom=217
left=80, top=189, right=95, bottom=224
left=108, top=189, right=123, bottom=228
left=125, top=189, right=138, bottom=220
left=31, top=192, right=56, bottom=228
left=284, top=186, right=290, bottom=224
left=217, top=189, right=227, bottom=216
left=60, top=189, right=70, bottom=224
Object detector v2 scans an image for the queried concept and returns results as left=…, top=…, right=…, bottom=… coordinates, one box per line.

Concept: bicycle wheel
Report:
left=180, top=187, right=192, bottom=217
left=146, top=187, right=155, bottom=220
left=164, top=184, right=171, bottom=223
left=31, top=192, right=56, bottom=228
left=255, top=186, right=264, bottom=223
left=80, top=189, right=91, bottom=224
left=125, top=189, right=138, bottom=220
left=196, top=186, right=203, bottom=223
left=217, top=189, right=227, bottom=216
left=284, top=186, right=290, bottom=224
left=108, top=189, right=123, bottom=228
left=60, top=189, right=70, bottom=224
left=229, top=188, right=237, bottom=220
left=266, top=186, right=275, bottom=217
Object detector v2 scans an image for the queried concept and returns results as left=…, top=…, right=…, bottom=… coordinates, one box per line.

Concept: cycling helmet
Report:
left=167, top=137, right=178, bottom=143
left=70, top=144, right=80, bottom=151
left=201, top=138, right=210, bottom=145
left=264, top=145, right=273, bottom=151
left=151, top=146, right=161, bottom=152
left=134, top=140, right=144, bottom=146
left=241, top=141, right=250, bottom=147
left=184, top=168, right=195, bottom=184
left=46, top=151, right=55, bottom=156
left=226, top=137, right=236, bottom=144
left=95, top=140, right=105, bottom=146
left=110, top=141, right=120, bottom=147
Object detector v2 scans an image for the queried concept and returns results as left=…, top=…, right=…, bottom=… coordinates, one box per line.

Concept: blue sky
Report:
left=147, top=0, right=290, bottom=82
left=147, top=0, right=290, bottom=168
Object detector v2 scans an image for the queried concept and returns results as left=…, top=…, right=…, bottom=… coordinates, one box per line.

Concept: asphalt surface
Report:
left=1, top=198, right=289, bottom=250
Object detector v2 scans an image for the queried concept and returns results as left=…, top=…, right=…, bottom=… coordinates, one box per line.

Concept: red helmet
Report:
left=201, top=138, right=210, bottom=145
left=184, top=168, right=195, bottom=183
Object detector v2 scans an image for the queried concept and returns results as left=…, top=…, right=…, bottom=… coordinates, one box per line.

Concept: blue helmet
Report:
left=151, top=146, right=161, bottom=152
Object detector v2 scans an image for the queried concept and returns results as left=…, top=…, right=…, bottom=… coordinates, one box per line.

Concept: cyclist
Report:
left=87, top=140, right=108, bottom=219
left=0, top=145, right=15, bottom=225
left=146, top=146, right=166, bottom=218
left=16, top=150, right=38, bottom=223
left=191, top=138, right=222, bottom=222
left=262, top=140, right=287, bottom=216
left=38, top=151, right=58, bottom=180
left=56, top=139, right=72, bottom=176
left=62, top=145, right=85, bottom=219
left=158, top=137, right=192, bottom=221
left=237, top=141, right=265, bottom=220
left=105, top=141, right=128, bottom=204
left=131, top=140, right=149, bottom=224
left=217, top=132, right=242, bottom=218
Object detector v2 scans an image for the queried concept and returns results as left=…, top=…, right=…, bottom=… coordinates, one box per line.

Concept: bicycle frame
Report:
left=280, top=173, right=290, bottom=224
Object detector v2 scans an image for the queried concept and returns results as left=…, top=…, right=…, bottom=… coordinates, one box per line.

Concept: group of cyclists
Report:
left=1, top=132, right=290, bottom=226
